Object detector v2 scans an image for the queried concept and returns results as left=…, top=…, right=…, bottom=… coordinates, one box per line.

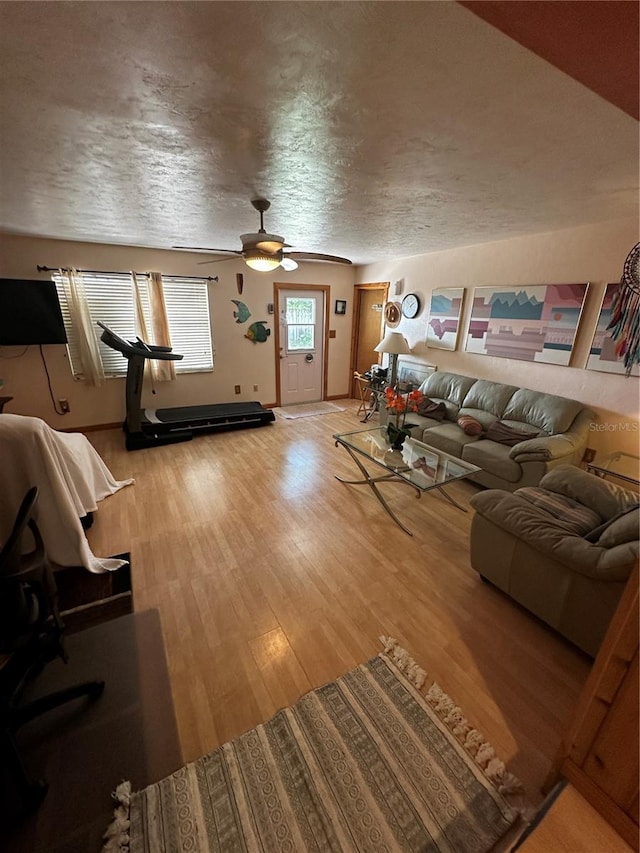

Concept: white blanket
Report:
left=0, top=414, right=134, bottom=573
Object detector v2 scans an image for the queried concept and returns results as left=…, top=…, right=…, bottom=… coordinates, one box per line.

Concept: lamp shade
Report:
left=374, top=331, right=411, bottom=355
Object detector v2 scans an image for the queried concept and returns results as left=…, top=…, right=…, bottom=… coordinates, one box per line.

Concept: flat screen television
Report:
left=0, top=278, right=68, bottom=345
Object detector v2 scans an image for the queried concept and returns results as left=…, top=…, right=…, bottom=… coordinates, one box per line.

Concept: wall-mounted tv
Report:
left=0, top=278, right=68, bottom=345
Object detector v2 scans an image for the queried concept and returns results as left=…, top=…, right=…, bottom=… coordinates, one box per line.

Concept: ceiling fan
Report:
left=173, top=198, right=352, bottom=272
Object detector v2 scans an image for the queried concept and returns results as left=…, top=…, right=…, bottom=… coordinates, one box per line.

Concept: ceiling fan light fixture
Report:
left=244, top=249, right=282, bottom=272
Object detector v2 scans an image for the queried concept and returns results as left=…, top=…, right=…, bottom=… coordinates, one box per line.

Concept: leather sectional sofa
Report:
left=391, top=371, right=595, bottom=491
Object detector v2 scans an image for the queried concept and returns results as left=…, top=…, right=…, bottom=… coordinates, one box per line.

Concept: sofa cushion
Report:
left=416, top=397, right=446, bottom=420
left=503, top=388, right=584, bottom=435
left=421, top=372, right=476, bottom=409
left=418, top=422, right=480, bottom=457
left=516, top=486, right=602, bottom=535
left=461, top=379, right=518, bottom=418
left=462, top=440, right=523, bottom=483
left=486, top=420, right=539, bottom=446
left=457, top=415, right=484, bottom=436
left=540, top=466, right=638, bottom=520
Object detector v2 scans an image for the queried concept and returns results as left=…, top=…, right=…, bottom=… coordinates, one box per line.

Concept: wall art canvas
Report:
left=465, top=283, right=589, bottom=365
left=587, top=282, right=640, bottom=376
left=426, top=287, right=465, bottom=350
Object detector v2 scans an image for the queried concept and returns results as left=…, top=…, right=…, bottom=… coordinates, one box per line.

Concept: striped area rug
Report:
left=103, top=640, right=525, bottom=852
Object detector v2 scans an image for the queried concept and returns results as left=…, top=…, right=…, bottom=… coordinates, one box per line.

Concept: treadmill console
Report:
left=98, top=321, right=183, bottom=361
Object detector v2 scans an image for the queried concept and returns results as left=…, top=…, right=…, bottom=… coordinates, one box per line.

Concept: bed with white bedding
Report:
left=0, top=414, right=133, bottom=573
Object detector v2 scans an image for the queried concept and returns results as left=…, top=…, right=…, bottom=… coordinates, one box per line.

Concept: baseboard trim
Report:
left=61, top=422, right=123, bottom=433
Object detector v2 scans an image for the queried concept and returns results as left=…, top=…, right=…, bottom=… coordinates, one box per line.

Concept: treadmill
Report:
left=98, top=322, right=275, bottom=450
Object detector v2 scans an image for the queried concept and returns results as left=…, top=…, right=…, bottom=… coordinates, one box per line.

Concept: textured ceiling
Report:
left=0, top=1, right=637, bottom=266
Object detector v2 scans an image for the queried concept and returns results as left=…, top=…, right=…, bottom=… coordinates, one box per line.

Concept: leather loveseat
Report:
left=386, top=371, right=595, bottom=491
left=469, top=466, right=638, bottom=656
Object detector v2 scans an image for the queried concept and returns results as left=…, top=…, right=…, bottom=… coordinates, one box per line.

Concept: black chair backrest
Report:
left=0, top=486, right=41, bottom=577
left=0, top=486, right=47, bottom=648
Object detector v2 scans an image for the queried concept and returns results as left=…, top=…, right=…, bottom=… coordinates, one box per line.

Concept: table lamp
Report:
left=374, top=331, right=411, bottom=387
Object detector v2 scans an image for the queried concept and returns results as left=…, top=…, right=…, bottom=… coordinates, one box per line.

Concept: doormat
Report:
left=103, top=637, right=527, bottom=853
left=272, top=401, right=346, bottom=419
left=56, top=553, right=133, bottom=634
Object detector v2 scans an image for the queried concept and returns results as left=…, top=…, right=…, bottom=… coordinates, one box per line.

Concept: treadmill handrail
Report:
left=97, top=321, right=183, bottom=361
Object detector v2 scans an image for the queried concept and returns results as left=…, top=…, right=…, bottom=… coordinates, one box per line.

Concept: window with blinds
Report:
left=53, top=272, right=213, bottom=377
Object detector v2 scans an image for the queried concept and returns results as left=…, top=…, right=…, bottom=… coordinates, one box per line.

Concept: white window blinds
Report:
left=53, top=272, right=213, bottom=378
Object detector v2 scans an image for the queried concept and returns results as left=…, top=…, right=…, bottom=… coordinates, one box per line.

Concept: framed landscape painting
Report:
left=396, top=357, right=437, bottom=389
left=465, top=283, right=589, bottom=365
left=586, top=282, right=640, bottom=376
left=426, top=287, right=465, bottom=350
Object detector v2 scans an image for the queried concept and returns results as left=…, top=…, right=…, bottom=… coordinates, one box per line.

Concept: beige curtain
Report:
left=133, top=271, right=176, bottom=382
left=59, top=268, right=105, bottom=386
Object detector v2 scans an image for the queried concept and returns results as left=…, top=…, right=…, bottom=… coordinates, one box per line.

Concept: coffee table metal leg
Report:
left=435, top=484, right=468, bottom=512
left=335, top=444, right=419, bottom=536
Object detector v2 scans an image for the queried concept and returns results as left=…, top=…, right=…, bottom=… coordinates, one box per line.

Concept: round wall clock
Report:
left=401, top=292, right=421, bottom=319
left=384, top=302, right=401, bottom=327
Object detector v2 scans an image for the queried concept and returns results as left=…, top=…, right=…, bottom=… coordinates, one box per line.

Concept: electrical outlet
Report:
left=234, top=385, right=241, bottom=394
left=582, top=447, right=596, bottom=464
left=253, top=384, right=259, bottom=392
left=59, top=399, right=70, bottom=414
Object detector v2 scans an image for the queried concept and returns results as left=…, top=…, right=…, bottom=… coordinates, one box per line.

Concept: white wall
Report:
left=357, top=218, right=640, bottom=459
left=0, top=234, right=356, bottom=429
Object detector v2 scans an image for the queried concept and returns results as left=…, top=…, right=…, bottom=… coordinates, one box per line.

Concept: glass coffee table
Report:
left=333, top=426, right=480, bottom=535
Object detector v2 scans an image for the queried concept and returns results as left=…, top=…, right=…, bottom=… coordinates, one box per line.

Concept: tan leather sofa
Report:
left=469, top=466, right=639, bottom=656
left=383, top=371, right=595, bottom=491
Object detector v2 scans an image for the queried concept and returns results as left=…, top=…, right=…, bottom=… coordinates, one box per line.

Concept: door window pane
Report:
left=286, top=297, right=315, bottom=351
left=288, top=325, right=314, bottom=350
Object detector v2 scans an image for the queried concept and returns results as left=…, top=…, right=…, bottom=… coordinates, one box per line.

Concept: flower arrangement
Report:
left=384, top=386, right=425, bottom=430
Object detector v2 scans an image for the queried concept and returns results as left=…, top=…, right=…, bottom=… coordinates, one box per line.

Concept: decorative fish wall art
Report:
left=231, top=300, right=251, bottom=324
left=245, top=321, right=270, bottom=343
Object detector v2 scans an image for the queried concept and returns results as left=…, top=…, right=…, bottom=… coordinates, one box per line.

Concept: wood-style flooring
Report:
left=86, top=401, right=593, bottom=810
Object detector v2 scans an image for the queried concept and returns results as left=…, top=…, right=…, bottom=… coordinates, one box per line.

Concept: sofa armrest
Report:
left=509, top=408, right=593, bottom=462
left=509, top=434, right=578, bottom=462
left=470, top=490, right=636, bottom=582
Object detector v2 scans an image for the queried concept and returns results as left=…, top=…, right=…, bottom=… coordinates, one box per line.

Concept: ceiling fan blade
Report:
left=197, top=256, right=237, bottom=266
left=286, top=251, right=352, bottom=265
left=173, top=246, right=242, bottom=255
left=280, top=257, right=299, bottom=271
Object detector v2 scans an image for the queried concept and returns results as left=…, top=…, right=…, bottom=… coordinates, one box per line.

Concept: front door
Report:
left=278, top=290, right=324, bottom=406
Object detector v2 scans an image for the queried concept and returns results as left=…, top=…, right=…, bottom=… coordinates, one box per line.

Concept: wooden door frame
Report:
left=273, top=282, right=330, bottom=407
left=349, top=282, right=389, bottom=397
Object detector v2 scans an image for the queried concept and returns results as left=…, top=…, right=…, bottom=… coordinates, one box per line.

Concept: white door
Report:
left=279, top=290, right=324, bottom=406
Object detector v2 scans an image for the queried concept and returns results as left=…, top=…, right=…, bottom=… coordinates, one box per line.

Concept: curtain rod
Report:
left=36, top=265, right=218, bottom=282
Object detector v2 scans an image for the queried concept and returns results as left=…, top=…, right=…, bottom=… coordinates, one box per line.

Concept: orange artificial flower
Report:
left=385, top=387, right=425, bottom=428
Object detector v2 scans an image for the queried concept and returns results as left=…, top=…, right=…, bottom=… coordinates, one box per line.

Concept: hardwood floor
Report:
left=86, top=401, right=593, bottom=808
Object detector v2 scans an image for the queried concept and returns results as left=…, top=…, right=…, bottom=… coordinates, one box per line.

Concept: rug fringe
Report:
left=425, top=682, right=524, bottom=797
left=379, top=637, right=523, bottom=800
left=101, top=780, right=132, bottom=853
left=379, top=635, right=427, bottom=688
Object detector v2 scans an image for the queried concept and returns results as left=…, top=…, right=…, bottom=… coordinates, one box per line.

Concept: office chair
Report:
left=0, top=486, right=105, bottom=806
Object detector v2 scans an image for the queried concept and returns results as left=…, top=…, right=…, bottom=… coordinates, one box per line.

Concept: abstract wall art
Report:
left=586, top=282, right=640, bottom=376
left=465, top=283, right=589, bottom=365
left=425, top=288, right=465, bottom=350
